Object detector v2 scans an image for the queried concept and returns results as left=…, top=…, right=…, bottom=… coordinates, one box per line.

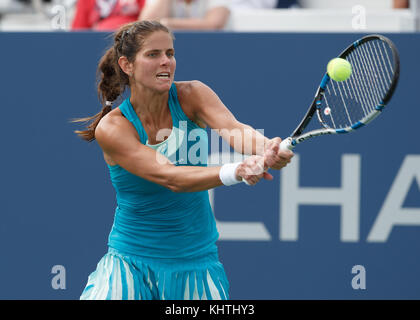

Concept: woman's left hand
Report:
left=264, top=137, right=294, bottom=170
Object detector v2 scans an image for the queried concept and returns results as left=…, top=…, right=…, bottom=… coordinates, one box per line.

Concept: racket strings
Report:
left=321, top=39, right=396, bottom=130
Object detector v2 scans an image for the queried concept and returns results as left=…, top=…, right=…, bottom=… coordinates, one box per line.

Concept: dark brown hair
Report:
left=71, top=20, right=174, bottom=142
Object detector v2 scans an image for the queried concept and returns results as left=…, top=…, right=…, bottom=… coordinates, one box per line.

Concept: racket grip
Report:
left=279, top=137, right=294, bottom=151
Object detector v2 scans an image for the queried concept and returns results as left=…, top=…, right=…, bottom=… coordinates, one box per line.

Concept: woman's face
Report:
left=131, top=31, right=176, bottom=93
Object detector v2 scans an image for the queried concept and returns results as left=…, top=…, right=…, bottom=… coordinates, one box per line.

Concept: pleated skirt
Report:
left=80, top=247, right=229, bottom=300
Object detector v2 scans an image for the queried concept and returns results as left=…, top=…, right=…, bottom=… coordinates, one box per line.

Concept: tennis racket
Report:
left=279, top=34, right=400, bottom=151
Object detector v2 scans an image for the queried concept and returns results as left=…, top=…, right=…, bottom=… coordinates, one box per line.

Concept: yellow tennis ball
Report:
left=327, top=58, right=352, bottom=82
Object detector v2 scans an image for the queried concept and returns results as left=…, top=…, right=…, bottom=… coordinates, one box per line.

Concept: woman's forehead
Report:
left=141, top=31, right=174, bottom=50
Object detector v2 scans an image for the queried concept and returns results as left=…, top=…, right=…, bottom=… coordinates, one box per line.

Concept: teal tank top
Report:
left=107, top=83, right=219, bottom=259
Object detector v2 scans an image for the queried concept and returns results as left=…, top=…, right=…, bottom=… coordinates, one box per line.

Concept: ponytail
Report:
left=71, top=45, right=128, bottom=142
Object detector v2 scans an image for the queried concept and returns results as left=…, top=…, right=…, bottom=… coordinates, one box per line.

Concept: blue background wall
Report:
left=0, top=32, right=419, bottom=299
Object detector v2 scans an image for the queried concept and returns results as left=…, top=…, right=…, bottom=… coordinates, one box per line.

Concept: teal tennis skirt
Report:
left=80, top=247, right=229, bottom=300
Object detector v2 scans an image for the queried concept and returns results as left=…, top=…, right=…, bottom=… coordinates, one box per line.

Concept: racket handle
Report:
left=279, top=137, right=294, bottom=151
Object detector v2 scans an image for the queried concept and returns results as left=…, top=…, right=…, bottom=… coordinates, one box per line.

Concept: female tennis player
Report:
left=73, top=20, right=293, bottom=300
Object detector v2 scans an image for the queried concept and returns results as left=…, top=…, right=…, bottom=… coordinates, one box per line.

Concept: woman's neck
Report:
left=129, top=85, right=170, bottom=127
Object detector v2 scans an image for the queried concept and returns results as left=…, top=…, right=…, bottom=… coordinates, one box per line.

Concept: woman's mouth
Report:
left=156, top=72, right=170, bottom=80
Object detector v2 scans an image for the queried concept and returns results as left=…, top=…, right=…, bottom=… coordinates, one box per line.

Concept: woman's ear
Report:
left=118, top=56, right=133, bottom=77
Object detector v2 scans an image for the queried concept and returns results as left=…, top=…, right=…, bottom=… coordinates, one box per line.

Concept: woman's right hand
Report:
left=235, top=155, right=274, bottom=186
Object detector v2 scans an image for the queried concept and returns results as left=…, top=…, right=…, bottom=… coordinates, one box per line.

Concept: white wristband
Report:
left=219, top=162, right=242, bottom=186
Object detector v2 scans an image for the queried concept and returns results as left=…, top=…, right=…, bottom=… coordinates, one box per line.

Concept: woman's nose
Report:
left=160, top=55, right=170, bottom=65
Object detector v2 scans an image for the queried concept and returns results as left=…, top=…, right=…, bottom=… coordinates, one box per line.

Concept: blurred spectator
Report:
left=71, top=0, right=145, bottom=31
left=139, top=0, right=230, bottom=30
left=231, top=0, right=277, bottom=9
left=14, top=0, right=31, bottom=4
left=393, top=0, right=409, bottom=8
left=275, top=0, right=299, bottom=8
left=231, top=0, right=298, bottom=9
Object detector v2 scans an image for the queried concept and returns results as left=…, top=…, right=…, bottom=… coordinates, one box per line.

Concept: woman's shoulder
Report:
left=95, top=107, right=138, bottom=165
left=98, top=107, right=124, bottom=127
left=96, top=107, right=136, bottom=140
left=174, top=80, right=217, bottom=105
left=174, top=80, right=205, bottom=95
left=174, top=81, right=210, bottom=128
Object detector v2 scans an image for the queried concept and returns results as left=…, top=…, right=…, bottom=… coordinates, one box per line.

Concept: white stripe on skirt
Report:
left=80, top=250, right=229, bottom=300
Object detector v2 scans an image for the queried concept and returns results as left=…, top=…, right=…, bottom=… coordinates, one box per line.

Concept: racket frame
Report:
left=281, top=34, right=400, bottom=150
